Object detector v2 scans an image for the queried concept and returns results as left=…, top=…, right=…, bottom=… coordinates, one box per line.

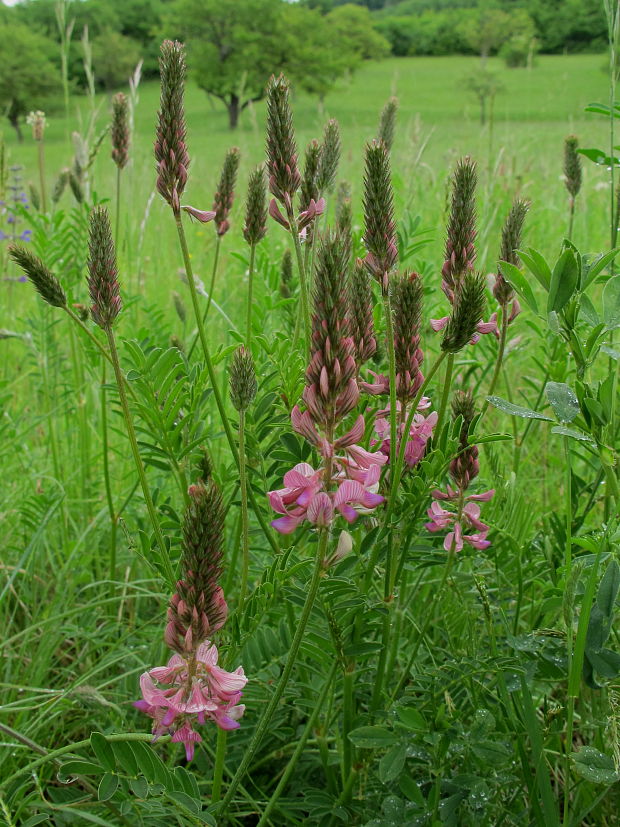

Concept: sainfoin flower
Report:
left=425, top=488, right=494, bottom=552
left=136, top=479, right=247, bottom=760
left=373, top=402, right=437, bottom=467
left=135, top=641, right=247, bottom=761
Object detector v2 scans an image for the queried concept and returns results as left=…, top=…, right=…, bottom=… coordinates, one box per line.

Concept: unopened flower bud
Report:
left=377, top=96, right=398, bottom=153
left=87, top=206, right=121, bottom=328
left=317, top=118, right=340, bottom=195
left=230, top=346, right=257, bottom=412
left=350, top=259, right=376, bottom=368
left=441, top=271, right=486, bottom=353
left=494, top=198, right=529, bottom=305
left=111, top=92, right=130, bottom=170
left=26, top=111, right=47, bottom=142
left=243, top=166, right=268, bottom=246
left=564, top=135, right=582, bottom=199
left=213, top=147, right=240, bottom=237
left=172, top=291, right=186, bottom=324
left=266, top=74, right=301, bottom=204
left=443, top=157, right=477, bottom=300
left=155, top=40, right=190, bottom=213
left=9, top=245, right=66, bottom=308
left=362, top=140, right=397, bottom=295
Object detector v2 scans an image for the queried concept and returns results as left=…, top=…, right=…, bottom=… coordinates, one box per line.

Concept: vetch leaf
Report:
left=548, top=249, right=579, bottom=314
left=90, top=733, right=116, bottom=773
left=550, top=426, right=595, bottom=444
left=348, top=726, right=397, bottom=748
left=545, top=382, right=580, bottom=423
left=577, top=148, right=620, bottom=166
left=517, top=247, right=551, bottom=290
left=97, top=772, right=119, bottom=801
left=499, top=261, right=539, bottom=314
left=396, top=706, right=426, bottom=731
left=582, top=249, right=620, bottom=289
left=572, top=746, right=620, bottom=784
left=379, top=743, right=407, bottom=784
left=603, top=275, right=620, bottom=329
left=486, top=396, right=553, bottom=421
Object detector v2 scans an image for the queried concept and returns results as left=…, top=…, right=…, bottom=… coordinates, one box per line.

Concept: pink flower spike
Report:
left=181, top=205, right=216, bottom=223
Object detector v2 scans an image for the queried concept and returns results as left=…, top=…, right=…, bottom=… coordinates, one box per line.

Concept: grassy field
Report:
left=1, top=51, right=619, bottom=825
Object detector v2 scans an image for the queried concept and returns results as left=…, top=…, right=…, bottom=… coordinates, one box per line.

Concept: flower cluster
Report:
left=425, top=390, right=494, bottom=553
left=135, top=642, right=246, bottom=761
left=269, top=233, right=387, bottom=535
left=373, top=400, right=437, bottom=468
left=136, top=480, right=246, bottom=760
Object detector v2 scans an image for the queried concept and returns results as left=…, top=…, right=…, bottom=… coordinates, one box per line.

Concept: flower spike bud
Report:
left=494, top=198, right=529, bottom=305
left=564, top=135, right=582, bottom=200
left=243, top=166, right=268, bottom=246
left=377, top=96, right=398, bottom=153
left=166, top=480, right=228, bottom=653
left=300, top=139, right=321, bottom=213
left=317, top=118, right=340, bottom=195
left=265, top=74, right=301, bottom=206
left=230, top=346, right=257, bottom=412
left=213, top=147, right=240, bottom=237
left=392, top=271, right=424, bottom=403
left=304, top=232, right=358, bottom=427
left=362, top=140, right=397, bottom=295
left=280, top=248, right=293, bottom=298
left=449, top=389, right=479, bottom=490
left=87, top=206, right=121, bottom=328
left=111, top=92, right=130, bottom=170
left=442, top=157, right=477, bottom=300
left=441, top=271, right=486, bottom=353
left=8, top=245, right=66, bottom=308
left=155, top=40, right=190, bottom=214
left=172, top=291, right=186, bottom=324
left=350, top=259, right=376, bottom=368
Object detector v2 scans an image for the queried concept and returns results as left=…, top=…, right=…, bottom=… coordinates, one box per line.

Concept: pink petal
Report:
left=430, top=316, right=449, bottom=332
left=181, top=205, right=216, bottom=223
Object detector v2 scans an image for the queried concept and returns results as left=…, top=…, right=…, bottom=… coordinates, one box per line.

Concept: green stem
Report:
left=105, top=326, right=174, bottom=585
left=63, top=306, right=113, bottom=368
left=382, top=292, right=398, bottom=492
left=287, top=206, right=310, bottom=356
left=115, top=165, right=121, bottom=249
left=246, top=243, right=256, bottom=349
left=211, top=728, right=227, bottom=804
left=568, top=197, right=575, bottom=242
left=101, top=359, right=117, bottom=596
left=239, top=410, right=250, bottom=610
left=480, top=308, right=508, bottom=418
left=174, top=212, right=279, bottom=555
left=204, top=234, right=221, bottom=323
left=257, top=661, right=338, bottom=827
left=342, top=663, right=355, bottom=785
left=218, top=531, right=329, bottom=813
left=434, top=351, right=455, bottom=437
left=37, top=141, right=47, bottom=213
left=562, top=436, right=574, bottom=827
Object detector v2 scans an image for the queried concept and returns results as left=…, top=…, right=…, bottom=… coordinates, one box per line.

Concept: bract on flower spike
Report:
left=266, top=74, right=301, bottom=206
left=230, top=346, right=257, bottom=412
left=392, top=271, right=424, bottom=404
left=300, top=139, right=321, bottom=213
left=564, top=135, right=582, bottom=200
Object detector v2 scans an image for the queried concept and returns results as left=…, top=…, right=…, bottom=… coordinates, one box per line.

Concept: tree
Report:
left=0, top=22, right=61, bottom=141
left=91, top=29, right=142, bottom=89
left=166, top=0, right=289, bottom=129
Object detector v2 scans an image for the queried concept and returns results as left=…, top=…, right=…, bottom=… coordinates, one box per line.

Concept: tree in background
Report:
left=91, top=29, right=141, bottom=90
left=0, top=22, right=62, bottom=141
left=167, top=0, right=389, bottom=128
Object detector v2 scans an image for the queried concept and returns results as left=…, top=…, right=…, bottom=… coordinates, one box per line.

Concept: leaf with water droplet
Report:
left=545, top=382, right=580, bottom=423
left=486, top=396, right=553, bottom=421
left=572, top=746, right=620, bottom=784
